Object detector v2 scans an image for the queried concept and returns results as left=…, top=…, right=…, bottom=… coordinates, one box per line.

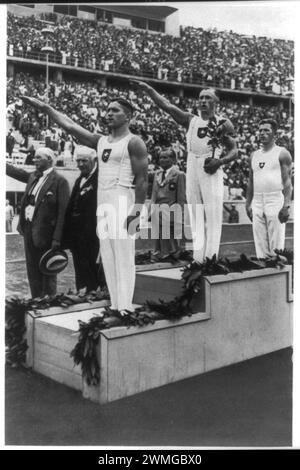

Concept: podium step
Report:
left=26, top=300, right=111, bottom=391
left=134, top=267, right=205, bottom=313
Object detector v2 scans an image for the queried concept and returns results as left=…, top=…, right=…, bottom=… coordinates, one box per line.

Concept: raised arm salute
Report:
left=130, top=80, right=193, bottom=128
left=131, top=80, right=238, bottom=262
left=95, top=98, right=148, bottom=316
left=21, top=96, right=101, bottom=149
left=23, top=94, right=148, bottom=316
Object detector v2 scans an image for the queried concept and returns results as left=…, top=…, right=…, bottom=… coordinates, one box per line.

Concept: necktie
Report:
left=161, top=170, right=166, bottom=182
left=28, top=173, right=42, bottom=205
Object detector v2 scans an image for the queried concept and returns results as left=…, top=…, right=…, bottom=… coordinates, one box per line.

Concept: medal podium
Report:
left=25, top=265, right=293, bottom=404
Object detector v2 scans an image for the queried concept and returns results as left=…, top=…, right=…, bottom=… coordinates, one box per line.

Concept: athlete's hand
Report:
left=246, top=205, right=253, bottom=222
left=21, top=95, right=46, bottom=111
left=204, top=157, right=221, bottom=174
left=278, top=206, right=290, bottom=223
left=125, top=213, right=140, bottom=235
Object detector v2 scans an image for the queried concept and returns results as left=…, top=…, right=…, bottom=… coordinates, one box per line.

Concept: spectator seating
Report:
left=7, top=12, right=294, bottom=95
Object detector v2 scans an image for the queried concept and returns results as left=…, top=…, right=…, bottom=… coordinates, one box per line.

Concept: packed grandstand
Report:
left=6, top=7, right=294, bottom=198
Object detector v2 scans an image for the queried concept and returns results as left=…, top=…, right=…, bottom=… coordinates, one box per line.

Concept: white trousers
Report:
left=97, top=186, right=135, bottom=311
left=186, top=153, right=223, bottom=263
left=252, top=191, right=285, bottom=258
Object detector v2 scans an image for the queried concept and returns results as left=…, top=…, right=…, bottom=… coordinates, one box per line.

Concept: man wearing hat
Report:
left=6, top=147, right=70, bottom=298
left=131, top=81, right=238, bottom=263
left=150, top=147, right=186, bottom=258
left=62, top=145, right=105, bottom=292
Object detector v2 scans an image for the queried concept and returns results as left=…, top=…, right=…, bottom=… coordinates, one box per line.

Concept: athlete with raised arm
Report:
left=22, top=96, right=148, bottom=315
left=130, top=81, right=238, bottom=262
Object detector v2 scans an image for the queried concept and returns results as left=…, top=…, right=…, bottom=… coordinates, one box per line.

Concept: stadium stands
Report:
left=6, top=11, right=294, bottom=198
left=7, top=70, right=294, bottom=196
left=7, top=12, right=294, bottom=94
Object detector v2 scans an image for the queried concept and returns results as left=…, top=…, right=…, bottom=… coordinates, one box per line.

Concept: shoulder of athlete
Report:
left=187, top=113, right=195, bottom=125
left=183, top=113, right=196, bottom=130
left=220, top=117, right=235, bottom=136
left=278, top=146, right=292, bottom=165
left=93, top=133, right=103, bottom=147
left=128, top=134, right=147, bottom=157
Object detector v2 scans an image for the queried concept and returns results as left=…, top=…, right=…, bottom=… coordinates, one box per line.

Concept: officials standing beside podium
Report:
left=6, top=148, right=70, bottom=298
left=62, top=146, right=106, bottom=292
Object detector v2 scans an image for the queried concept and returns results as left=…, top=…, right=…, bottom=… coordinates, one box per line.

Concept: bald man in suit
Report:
left=6, top=148, right=70, bottom=298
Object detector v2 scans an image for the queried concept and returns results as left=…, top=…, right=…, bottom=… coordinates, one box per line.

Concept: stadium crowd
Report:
left=7, top=71, right=294, bottom=197
left=7, top=12, right=294, bottom=95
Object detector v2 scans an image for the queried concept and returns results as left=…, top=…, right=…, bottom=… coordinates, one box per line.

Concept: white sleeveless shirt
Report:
left=186, top=115, right=223, bottom=159
left=97, top=133, right=135, bottom=190
left=252, top=145, right=283, bottom=193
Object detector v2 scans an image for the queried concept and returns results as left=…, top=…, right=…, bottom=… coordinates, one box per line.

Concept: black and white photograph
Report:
left=3, top=0, right=299, bottom=451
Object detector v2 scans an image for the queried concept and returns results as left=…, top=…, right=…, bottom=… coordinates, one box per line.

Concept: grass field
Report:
left=5, top=348, right=292, bottom=446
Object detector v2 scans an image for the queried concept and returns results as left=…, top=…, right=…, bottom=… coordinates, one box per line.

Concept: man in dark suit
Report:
left=62, top=146, right=105, bottom=292
left=6, top=147, right=70, bottom=298
left=150, top=147, right=186, bottom=257
left=6, top=129, right=15, bottom=157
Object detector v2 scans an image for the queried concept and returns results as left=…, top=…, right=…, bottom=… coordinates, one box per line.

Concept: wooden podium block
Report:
left=82, top=311, right=210, bottom=404
left=25, top=300, right=110, bottom=391
left=84, top=266, right=293, bottom=404
left=134, top=268, right=206, bottom=313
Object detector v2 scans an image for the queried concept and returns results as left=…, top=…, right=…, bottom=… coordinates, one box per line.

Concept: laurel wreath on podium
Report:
left=5, top=250, right=293, bottom=385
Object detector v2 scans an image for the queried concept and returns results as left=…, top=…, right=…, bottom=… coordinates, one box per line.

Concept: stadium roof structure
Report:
left=90, top=4, right=177, bottom=20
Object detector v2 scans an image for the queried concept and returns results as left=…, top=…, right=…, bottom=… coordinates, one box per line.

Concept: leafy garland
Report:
left=5, top=297, right=28, bottom=367
left=206, top=117, right=228, bottom=159
left=6, top=250, right=293, bottom=385
left=71, top=307, right=161, bottom=385
left=135, top=248, right=193, bottom=265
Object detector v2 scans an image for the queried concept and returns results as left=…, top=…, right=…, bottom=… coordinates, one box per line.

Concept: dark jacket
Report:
left=62, top=165, right=98, bottom=248
left=6, top=163, right=70, bottom=249
left=6, top=134, right=15, bottom=154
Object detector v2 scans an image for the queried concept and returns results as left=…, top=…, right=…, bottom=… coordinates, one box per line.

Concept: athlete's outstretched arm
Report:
left=6, top=163, right=31, bottom=183
left=21, top=96, right=101, bottom=149
left=130, top=80, right=192, bottom=129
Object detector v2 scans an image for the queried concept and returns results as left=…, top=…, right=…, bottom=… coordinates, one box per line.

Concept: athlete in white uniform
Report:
left=22, top=96, right=148, bottom=316
left=97, top=133, right=136, bottom=312
left=131, top=81, right=238, bottom=262
left=246, top=119, right=292, bottom=258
